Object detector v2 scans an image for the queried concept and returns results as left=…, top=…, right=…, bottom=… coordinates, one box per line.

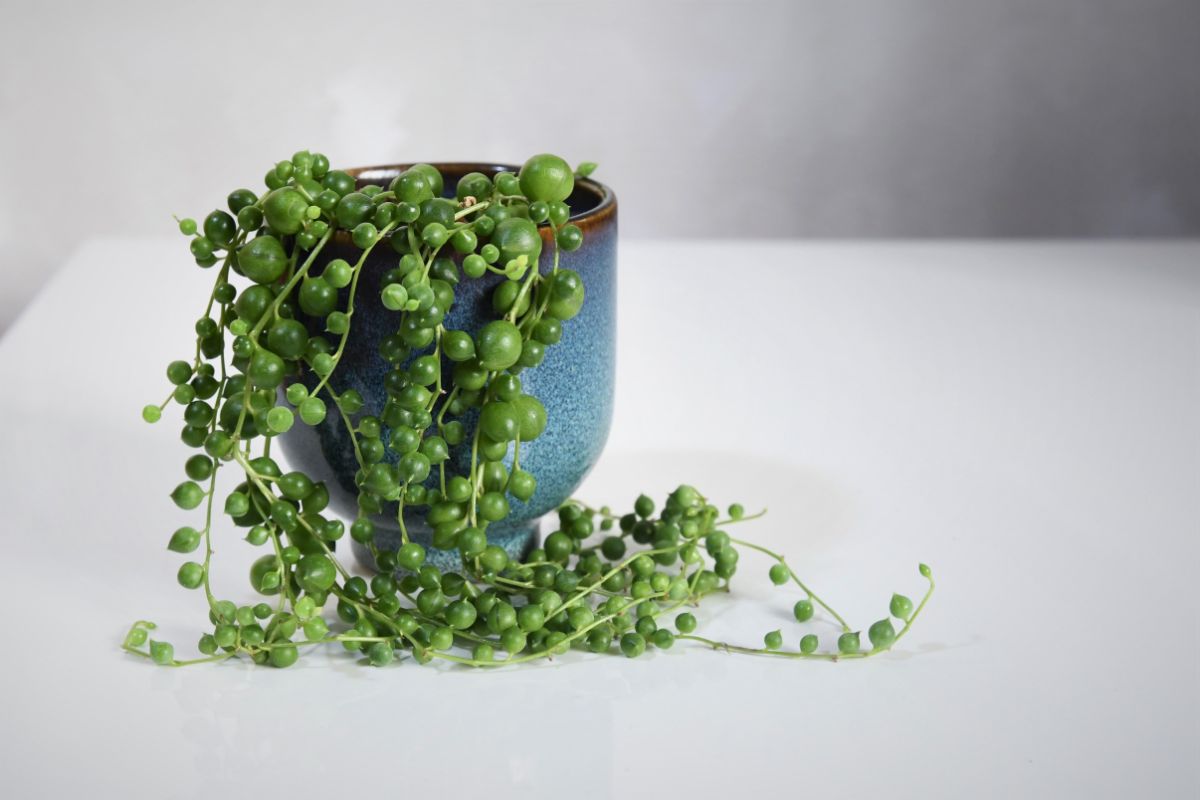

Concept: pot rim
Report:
left=341, top=161, right=616, bottom=233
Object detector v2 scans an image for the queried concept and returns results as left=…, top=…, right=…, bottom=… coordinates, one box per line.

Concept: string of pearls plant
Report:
left=125, top=151, right=934, bottom=668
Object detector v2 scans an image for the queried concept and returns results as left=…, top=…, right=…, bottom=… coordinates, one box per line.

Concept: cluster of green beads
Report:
left=126, top=150, right=932, bottom=668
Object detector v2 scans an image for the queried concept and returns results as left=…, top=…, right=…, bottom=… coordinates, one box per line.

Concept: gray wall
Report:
left=1, top=0, right=1197, bottom=330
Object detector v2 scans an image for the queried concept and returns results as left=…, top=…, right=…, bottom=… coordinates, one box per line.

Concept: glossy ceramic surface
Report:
left=5, top=240, right=1195, bottom=798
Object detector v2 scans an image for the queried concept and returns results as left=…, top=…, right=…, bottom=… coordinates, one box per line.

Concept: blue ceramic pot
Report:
left=277, top=163, right=617, bottom=571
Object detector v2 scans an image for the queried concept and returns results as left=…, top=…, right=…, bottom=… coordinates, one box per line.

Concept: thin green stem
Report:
left=310, top=222, right=396, bottom=397
left=727, top=536, right=851, bottom=631
left=199, top=466, right=220, bottom=610
left=675, top=634, right=861, bottom=661
left=324, top=384, right=365, bottom=470
left=889, top=569, right=936, bottom=649
left=453, top=200, right=490, bottom=220
left=232, top=448, right=351, bottom=581
left=249, top=230, right=333, bottom=341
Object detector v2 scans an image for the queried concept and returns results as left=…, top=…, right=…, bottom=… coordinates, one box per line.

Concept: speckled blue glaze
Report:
left=277, top=163, right=617, bottom=572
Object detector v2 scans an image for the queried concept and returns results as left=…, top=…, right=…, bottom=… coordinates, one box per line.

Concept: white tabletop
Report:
left=1, top=239, right=1196, bottom=798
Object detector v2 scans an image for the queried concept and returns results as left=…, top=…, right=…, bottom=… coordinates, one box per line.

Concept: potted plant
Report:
left=126, top=151, right=932, bottom=668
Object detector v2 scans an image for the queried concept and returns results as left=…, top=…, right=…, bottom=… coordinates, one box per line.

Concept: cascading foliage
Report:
left=125, top=151, right=934, bottom=668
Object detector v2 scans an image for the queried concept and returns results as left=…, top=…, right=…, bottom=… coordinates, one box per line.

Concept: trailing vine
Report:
left=126, top=151, right=933, bottom=668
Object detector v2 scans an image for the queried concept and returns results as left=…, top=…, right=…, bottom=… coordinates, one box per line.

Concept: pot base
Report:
left=351, top=518, right=540, bottom=574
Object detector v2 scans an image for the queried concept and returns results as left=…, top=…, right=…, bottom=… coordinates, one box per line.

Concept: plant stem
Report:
left=727, top=536, right=851, bottom=631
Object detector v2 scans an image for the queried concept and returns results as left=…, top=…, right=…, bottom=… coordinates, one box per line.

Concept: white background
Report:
left=1, top=1, right=1197, bottom=794
left=2, top=0, right=1199, bottom=330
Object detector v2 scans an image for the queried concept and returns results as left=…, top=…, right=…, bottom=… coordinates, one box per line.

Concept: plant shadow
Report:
left=567, top=448, right=854, bottom=557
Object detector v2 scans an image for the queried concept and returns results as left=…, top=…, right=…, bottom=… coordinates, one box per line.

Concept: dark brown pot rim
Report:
left=332, top=162, right=616, bottom=248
